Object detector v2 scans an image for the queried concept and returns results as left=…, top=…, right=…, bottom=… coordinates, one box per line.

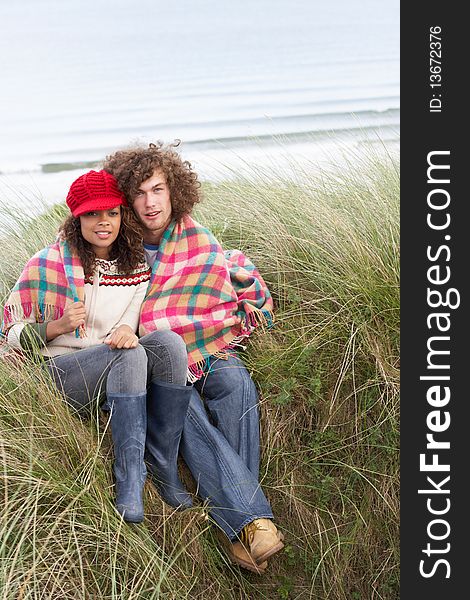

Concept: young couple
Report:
left=1, top=142, right=284, bottom=574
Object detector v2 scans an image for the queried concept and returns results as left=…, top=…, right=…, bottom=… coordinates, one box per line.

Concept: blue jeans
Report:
left=48, top=338, right=273, bottom=540
left=180, top=354, right=273, bottom=540
left=46, top=330, right=188, bottom=412
left=46, top=344, right=148, bottom=412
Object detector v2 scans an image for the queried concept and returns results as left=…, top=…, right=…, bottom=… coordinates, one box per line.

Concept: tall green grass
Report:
left=0, top=150, right=399, bottom=599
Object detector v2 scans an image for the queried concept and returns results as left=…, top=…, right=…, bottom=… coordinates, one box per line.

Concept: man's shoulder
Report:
left=182, top=215, right=220, bottom=244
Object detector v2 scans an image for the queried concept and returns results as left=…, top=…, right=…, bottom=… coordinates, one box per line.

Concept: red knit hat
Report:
left=66, top=170, right=127, bottom=217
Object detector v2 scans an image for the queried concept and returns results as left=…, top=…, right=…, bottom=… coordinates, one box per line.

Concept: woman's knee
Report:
left=106, top=345, right=148, bottom=395
left=113, top=344, right=148, bottom=378
left=139, top=330, right=188, bottom=384
left=140, top=329, right=186, bottom=354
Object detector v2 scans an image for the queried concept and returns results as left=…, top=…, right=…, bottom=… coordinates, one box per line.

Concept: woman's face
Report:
left=79, top=206, right=121, bottom=259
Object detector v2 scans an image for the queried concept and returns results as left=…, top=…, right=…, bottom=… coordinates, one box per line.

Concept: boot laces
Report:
left=239, top=520, right=265, bottom=547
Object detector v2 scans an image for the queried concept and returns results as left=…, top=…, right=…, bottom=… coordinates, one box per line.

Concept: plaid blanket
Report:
left=1, top=240, right=85, bottom=338
left=139, top=215, right=274, bottom=380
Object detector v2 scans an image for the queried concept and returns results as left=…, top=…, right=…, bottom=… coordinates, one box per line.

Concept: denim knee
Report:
left=106, top=344, right=148, bottom=396
left=139, top=330, right=188, bottom=385
left=199, top=356, right=259, bottom=410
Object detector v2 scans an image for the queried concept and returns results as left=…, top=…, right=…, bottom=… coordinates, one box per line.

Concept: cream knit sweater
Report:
left=7, top=258, right=151, bottom=357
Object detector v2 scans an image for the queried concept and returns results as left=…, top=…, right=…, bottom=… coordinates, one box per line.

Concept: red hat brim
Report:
left=72, top=196, right=127, bottom=217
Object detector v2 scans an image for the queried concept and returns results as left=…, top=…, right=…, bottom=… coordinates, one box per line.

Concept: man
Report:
left=104, top=142, right=284, bottom=574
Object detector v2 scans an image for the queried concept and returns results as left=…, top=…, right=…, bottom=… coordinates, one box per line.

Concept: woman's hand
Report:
left=46, top=302, right=86, bottom=340
left=104, top=324, right=138, bottom=349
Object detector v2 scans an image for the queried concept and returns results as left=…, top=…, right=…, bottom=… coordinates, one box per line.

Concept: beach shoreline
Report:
left=0, top=132, right=399, bottom=215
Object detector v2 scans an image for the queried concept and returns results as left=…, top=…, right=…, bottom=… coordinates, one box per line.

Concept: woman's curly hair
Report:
left=103, top=141, right=201, bottom=222
left=60, top=207, right=145, bottom=276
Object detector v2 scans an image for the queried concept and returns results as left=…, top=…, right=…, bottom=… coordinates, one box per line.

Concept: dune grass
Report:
left=0, top=149, right=399, bottom=599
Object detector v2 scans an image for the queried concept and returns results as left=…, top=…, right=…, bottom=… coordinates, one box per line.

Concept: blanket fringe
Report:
left=187, top=358, right=209, bottom=383
left=242, top=307, right=274, bottom=332
left=3, top=302, right=63, bottom=326
left=186, top=309, right=274, bottom=382
left=2, top=302, right=87, bottom=339
left=187, top=352, right=232, bottom=382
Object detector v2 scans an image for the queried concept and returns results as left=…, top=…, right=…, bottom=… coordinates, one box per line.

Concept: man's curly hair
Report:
left=60, top=207, right=145, bottom=276
left=103, top=141, right=201, bottom=222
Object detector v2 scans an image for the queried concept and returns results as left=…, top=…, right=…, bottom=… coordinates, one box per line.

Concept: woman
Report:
left=1, top=170, right=192, bottom=522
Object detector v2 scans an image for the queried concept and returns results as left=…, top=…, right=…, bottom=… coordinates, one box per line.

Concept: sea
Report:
left=0, top=0, right=399, bottom=209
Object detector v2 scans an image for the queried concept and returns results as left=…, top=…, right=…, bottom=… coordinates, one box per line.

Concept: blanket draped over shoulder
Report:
left=1, top=240, right=86, bottom=338
left=1, top=219, right=273, bottom=379
left=139, top=215, right=274, bottom=380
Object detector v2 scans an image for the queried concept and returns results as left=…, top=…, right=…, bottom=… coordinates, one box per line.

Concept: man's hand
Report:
left=46, top=302, right=86, bottom=340
left=104, top=324, right=139, bottom=349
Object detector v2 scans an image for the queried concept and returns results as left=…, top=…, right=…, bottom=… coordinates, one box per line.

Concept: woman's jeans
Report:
left=181, top=354, right=273, bottom=540
left=46, top=330, right=188, bottom=412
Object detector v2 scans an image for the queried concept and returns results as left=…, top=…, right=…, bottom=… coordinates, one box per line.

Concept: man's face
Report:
left=132, top=170, right=172, bottom=242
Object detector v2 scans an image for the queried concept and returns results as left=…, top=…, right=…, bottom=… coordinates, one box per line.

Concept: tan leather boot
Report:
left=228, top=541, right=268, bottom=574
left=239, top=519, right=284, bottom=565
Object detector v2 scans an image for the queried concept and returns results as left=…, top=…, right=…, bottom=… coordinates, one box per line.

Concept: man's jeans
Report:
left=180, top=354, right=274, bottom=540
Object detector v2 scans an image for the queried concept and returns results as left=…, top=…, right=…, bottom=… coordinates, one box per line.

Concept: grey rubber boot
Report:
left=108, top=392, right=147, bottom=523
left=145, top=380, right=193, bottom=509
